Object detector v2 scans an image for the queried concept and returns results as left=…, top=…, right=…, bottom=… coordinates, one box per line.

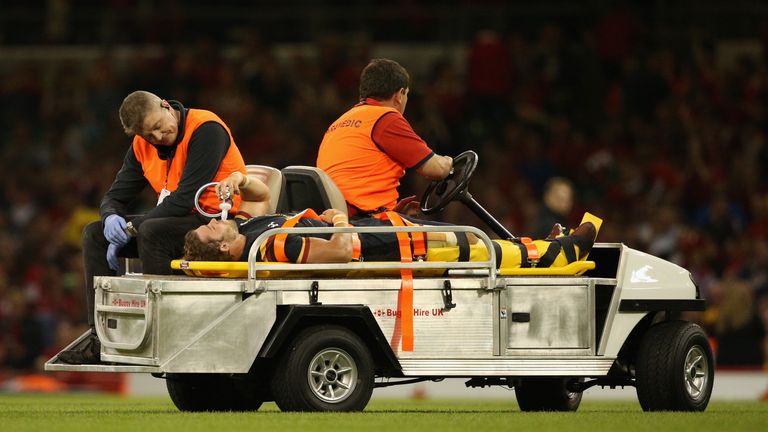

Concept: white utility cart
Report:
left=47, top=152, right=713, bottom=412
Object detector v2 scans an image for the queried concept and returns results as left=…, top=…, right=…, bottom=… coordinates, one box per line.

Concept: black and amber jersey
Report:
left=235, top=214, right=399, bottom=263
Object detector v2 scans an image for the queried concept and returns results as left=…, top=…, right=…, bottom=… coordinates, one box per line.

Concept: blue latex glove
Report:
left=107, top=243, right=121, bottom=272
left=104, top=214, right=129, bottom=246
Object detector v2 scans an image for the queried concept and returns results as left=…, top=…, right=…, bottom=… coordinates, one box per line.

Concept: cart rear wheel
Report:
left=271, top=325, right=374, bottom=412
left=166, top=373, right=263, bottom=412
left=515, top=377, right=582, bottom=411
left=635, top=320, right=714, bottom=411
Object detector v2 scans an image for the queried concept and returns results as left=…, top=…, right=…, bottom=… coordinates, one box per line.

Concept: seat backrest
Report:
left=246, top=165, right=283, bottom=214
left=277, top=166, right=347, bottom=215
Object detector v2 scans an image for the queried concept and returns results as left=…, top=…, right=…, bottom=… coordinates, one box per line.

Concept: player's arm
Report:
left=216, top=171, right=271, bottom=217
left=305, top=211, right=352, bottom=263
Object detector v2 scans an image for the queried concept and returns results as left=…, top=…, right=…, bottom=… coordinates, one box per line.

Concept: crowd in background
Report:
left=1, top=2, right=767, bottom=379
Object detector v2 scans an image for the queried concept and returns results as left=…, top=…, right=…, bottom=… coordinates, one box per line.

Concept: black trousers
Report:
left=82, top=213, right=208, bottom=327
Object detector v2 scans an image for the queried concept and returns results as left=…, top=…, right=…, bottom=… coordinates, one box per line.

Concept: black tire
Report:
left=635, top=320, right=714, bottom=411
left=166, top=373, right=263, bottom=412
left=271, top=325, right=374, bottom=412
left=515, top=377, right=583, bottom=411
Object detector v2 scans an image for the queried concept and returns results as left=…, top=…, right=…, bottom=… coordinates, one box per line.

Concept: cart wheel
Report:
left=635, top=320, right=714, bottom=411
left=514, top=377, right=583, bottom=411
left=166, top=373, right=263, bottom=412
left=271, top=325, right=374, bottom=412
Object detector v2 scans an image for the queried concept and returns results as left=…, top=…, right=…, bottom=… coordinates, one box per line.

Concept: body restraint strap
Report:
left=274, top=209, right=361, bottom=262
left=382, top=211, right=416, bottom=351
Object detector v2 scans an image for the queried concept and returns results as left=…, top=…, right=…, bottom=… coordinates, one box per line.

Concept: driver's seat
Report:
left=276, top=166, right=347, bottom=216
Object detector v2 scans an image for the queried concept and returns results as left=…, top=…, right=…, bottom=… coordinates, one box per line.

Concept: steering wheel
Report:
left=194, top=182, right=232, bottom=219
left=420, top=150, right=478, bottom=215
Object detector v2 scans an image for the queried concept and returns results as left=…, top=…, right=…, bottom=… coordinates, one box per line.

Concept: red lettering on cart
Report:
left=111, top=298, right=147, bottom=308
left=386, top=309, right=401, bottom=318
left=371, top=307, right=445, bottom=318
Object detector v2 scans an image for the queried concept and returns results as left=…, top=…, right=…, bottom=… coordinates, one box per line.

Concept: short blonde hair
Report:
left=119, top=90, right=162, bottom=135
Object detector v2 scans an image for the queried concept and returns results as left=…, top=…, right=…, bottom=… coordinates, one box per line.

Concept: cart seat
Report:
left=277, top=166, right=347, bottom=216
left=246, top=164, right=283, bottom=214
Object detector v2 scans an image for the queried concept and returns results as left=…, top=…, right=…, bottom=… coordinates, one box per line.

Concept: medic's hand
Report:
left=393, top=195, right=421, bottom=217
left=106, top=243, right=121, bottom=272
left=104, top=215, right=129, bottom=247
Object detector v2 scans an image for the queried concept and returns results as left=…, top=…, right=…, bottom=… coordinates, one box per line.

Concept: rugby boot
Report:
left=570, top=221, right=597, bottom=259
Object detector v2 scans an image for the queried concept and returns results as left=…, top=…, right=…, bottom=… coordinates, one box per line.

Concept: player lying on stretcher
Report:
left=182, top=172, right=598, bottom=269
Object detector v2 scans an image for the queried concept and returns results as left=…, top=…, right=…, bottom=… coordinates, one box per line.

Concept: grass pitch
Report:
left=1, top=394, right=766, bottom=432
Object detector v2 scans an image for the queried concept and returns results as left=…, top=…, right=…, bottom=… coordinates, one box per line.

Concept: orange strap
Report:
left=384, top=211, right=415, bottom=351
left=350, top=232, right=361, bottom=261
left=411, top=226, right=426, bottom=259
left=274, top=209, right=319, bottom=262
left=378, top=212, right=426, bottom=258
left=519, top=237, right=540, bottom=266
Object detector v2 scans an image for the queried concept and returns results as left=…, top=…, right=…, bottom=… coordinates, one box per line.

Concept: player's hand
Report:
left=215, top=173, right=243, bottom=200
left=320, top=209, right=344, bottom=224
left=393, top=195, right=421, bottom=217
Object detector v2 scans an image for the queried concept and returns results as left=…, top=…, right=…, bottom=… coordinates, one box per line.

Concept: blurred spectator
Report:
left=533, top=177, right=575, bottom=239
left=712, top=275, right=766, bottom=366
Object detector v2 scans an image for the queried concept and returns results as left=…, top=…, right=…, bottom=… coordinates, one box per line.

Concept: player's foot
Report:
left=571, top=221, right=597, bottom=259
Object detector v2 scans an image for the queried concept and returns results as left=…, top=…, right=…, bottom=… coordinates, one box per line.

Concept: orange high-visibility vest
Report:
left=317, top=104, right=402, bottom=212
left=132, top=109, right=246, bottom=214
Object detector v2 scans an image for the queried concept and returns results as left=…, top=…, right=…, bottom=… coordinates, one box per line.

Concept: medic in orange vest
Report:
left=59, top=91, right=246, bottom=365
left=317, top=58, right=454, bottom=217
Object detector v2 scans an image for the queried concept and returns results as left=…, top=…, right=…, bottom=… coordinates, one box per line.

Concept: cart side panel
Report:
left=161, top=291, right=277, bottom=372
left=503, top=284, right=592, bottom=354
left=279, top=282, right=495, bottom=358
left=97, top=276, right=276, bottom=372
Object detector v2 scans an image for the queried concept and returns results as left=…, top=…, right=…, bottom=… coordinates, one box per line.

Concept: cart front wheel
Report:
left=635, top=320, right=714, bottom=411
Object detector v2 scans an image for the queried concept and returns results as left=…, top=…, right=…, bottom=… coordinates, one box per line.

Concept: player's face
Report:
left=196, top=219, right=238, bottom=247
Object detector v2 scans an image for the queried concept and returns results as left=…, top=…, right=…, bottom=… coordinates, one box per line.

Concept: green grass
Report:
left=1, top=395, right=766, bottom=432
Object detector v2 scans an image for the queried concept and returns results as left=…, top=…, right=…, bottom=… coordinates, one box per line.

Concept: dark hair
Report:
left=359, top=58, right=410, bottom=100
left=183, top=230, right=232, bottom=261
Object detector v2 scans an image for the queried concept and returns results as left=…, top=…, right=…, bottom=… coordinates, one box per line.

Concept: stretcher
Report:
left=169, top=211, right=602, bottom=278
